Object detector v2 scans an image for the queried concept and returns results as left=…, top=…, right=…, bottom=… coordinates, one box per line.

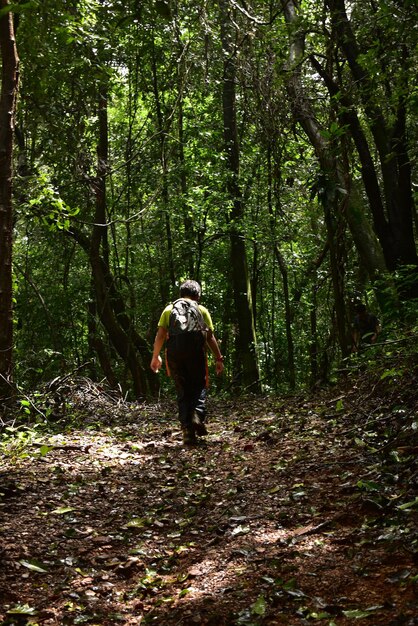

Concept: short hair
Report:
left=355, top=303, right=367, bottom=314
left=180, top=280, right=201, bottom=300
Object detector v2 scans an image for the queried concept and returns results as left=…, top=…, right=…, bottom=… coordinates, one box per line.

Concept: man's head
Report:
left=179, top=280, right=201, bottom=301
left=355, top=303, right=367, bottom=316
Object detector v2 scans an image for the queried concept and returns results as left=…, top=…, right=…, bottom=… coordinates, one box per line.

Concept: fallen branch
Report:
left=291, top=511, right=346, bottom=539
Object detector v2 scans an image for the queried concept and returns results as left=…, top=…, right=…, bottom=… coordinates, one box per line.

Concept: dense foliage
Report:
left=2, top=0, right=417, bottom=399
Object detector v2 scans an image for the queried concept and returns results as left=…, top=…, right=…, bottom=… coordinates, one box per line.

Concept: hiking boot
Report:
left=182, top=427, right=197, bottom=445
left=192, top=411, right=208, bottom=436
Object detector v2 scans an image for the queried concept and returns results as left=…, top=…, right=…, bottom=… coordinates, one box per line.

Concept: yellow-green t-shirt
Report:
left=158, top=301, right=214, bottom=332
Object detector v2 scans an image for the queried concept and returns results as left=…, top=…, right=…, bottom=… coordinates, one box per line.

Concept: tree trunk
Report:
left=267, top=146, right=296, bottom=389
left=321, top=176, right=350, bottom=356
left=327, top=0, right=418, bottom=291
left=173, top=6, right=195, bottom=278
left=309, top=286, right=318, bottom=386
left=218, top=0, right=261, bottom=392
left=0, top=2, right=19, bottom=403
left=283, top=0, right=350, bottom=357
left=150, top=31, right=175, bottom=299
left=309, top=49, right=396, bottom=311
left=88, top=85, right=150, bottom=398
left=309, top=53, right=391, bottom=280
left=87, top=295, right=118, bottom=390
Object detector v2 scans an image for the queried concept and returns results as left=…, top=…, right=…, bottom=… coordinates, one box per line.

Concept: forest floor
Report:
left=0, top=358, right=417, bottom=626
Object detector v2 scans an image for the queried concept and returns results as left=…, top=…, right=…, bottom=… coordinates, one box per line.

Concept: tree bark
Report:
left=309, top=53, right=392, bottom=278
left=88, top=84, right=150, bottom=398
left=0, top=2, right=19, bottom=402
left=87, top=295, right=118, bottom=390
left=219, top=0, right=261, bottom=392
left=267, top=145, right=296, bottom=389
left=283, top=0, right=350, bottom=357
left=150, top=31, right=175, bottom=299
left=327, top=0, right=418, bottom=287
left=309, top=286, right=318, bottom=386
left=173, top=5, right=195, bottom=277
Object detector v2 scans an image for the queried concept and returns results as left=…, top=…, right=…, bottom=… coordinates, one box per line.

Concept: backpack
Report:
left=167, top=299, right=208, bottom=351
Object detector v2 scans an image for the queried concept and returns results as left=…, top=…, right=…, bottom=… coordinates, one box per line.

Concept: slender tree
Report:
left=218, top=0, right=261, bottom=391
left=283, top=0, right=351, bottom=356
left=0, top=0, right=19, bottom=402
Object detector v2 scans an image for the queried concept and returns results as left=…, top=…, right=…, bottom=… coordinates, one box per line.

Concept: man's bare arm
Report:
left=150, top=327, right=168, bottom=373
left=207, top=332, right=224, bottom=375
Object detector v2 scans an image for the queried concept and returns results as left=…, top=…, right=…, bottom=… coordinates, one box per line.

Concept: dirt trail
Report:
left=0, top=379, right=417, bottom=625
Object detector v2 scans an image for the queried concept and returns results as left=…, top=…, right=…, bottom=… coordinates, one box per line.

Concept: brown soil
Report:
left=0, top=370, right=417, bottom=625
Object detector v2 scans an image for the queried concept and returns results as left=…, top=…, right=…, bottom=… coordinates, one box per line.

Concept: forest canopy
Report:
left=0, top=0, right=417, bottom=401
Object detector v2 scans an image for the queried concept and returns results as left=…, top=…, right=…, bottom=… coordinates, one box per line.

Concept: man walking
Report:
left=150, top=280, right=224, bottom=444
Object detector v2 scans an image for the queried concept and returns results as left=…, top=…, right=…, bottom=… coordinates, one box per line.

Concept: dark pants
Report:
left=166, top=335, right=207, bottom=430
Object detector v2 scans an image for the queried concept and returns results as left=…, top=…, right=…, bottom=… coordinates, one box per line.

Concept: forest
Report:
left=0, top=0, right=417, bottom=625
left=0, top=0, right=416, bottom=399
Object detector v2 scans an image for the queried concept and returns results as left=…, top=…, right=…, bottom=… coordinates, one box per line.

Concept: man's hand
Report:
left=215, top=359, right=224, bottom=375
left=150, top=327, right=168, bottom=373
left=150, top=355, right=162, bottom=373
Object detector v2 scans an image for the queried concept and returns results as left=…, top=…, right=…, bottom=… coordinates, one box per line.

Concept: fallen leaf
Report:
left=19, top=560, right=48, bottom=573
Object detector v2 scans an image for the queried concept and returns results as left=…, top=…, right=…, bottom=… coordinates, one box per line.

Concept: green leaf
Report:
left=51, top=506, right=75, bottom=514
left=251, top=595, right=267, bottom=616
left=125, top=517, right=148, bottom=528
left=397, top=498, right=418, bottom=510
left=19, top=559, right=48, bottom=573
left=179, top=588, right=191, bottom=597
left=39, top=444, right=54, bottom=457
left=357, top=480, right=382, bottom=492
left=7, top=603, right=37, bottom=615
left=342, top=609, right=372, bottom=619
left=380, top=368, right=402, bottom=380
left=283, top=578, right=297, bottom=590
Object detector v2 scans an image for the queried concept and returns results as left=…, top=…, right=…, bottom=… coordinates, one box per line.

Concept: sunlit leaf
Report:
left=381, top=367, right=404, bottom=381
left=231, top=525, right=250, bottom=536
left=52, top=506, right=75, bottom=514
left=39, top=444, right=54, bottom=457
left=397, top=498, right=418, bottom=511
left=286, top=588, right=306, bottom=598
left=179, top=587, right=191, bottom=597
left=19, top=560, right=48, bottom=573
left=125, top=517, right=148, bottom=528
left=7, top=603, right=37, bottom=615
